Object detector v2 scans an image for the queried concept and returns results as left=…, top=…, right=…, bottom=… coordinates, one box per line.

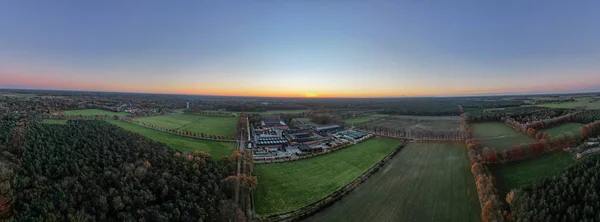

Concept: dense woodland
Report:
left=0, top=119, right=252, bottom=221
left=508, top=155, right=600, bottom=221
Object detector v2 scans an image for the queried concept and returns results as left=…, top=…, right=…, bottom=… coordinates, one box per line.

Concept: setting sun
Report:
left=305, top=93, right=319, bottom=98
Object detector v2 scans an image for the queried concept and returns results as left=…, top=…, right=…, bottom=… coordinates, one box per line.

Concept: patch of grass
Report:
left=344, top=114, right=389, bottom=125
left=41, top=119, right=68, bottom=124
left=541, top=122, right=584, bottom=137
left=309, top=142, right=480, bottom=222
left=472, top=122, right=535, bottom=152
left=107, top=120, right=236, bottom=158
left=134, top=114, right=237, bottom=137
left=489, top=151, right=575, bottom=196
left=253, top=138, right=402, bottom=216
left=63, top=109, right=129, bottom=117
left=247, top=110, right=307, bottom=114
left=538, top=98, right=600, bottom=109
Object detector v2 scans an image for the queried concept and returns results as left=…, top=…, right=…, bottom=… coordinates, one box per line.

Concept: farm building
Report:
left=261, top=119, right=289, bottom=130
left=315, top=125, right=343, bottom=135
left=336, top=130, right=366, bottom=140
left=253, top=128, right=289, bottom=149
left=297, top=144, right=324, bottom=153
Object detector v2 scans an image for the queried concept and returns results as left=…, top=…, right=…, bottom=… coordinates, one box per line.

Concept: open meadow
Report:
left=107, top=120, right=236, bottom=158
left=344, top=114, right=389, bottom=125
left=63, top=109, right=129, bottom=116
left=541, top=122, right=584, bottom=137
left=308, top=142, right=480, bottom=222
left=134, top=114, right=237, bottom=136
left=253, top=138, right=402, bottom=216
left=537, top=98, right=600, bottom=109
left=471, top=122, right=535, bottom=152
left=248, top=109, right=307, bottom=114
left=489, top=151, right=575, bottom=195
left=365, top=115, right=461, bottom=132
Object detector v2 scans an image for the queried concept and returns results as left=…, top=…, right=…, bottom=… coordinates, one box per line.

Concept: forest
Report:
left=508, top=155, right=600, bottom=221
left=0, top=119, right=253, bottom=221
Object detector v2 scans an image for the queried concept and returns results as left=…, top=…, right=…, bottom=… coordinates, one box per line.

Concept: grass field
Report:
left=107, top=120, right=236, bottom=158
left=253, top=138, right=402, bottom=216
left=41, top=119, right=68, bottom=124
left=489, top=151, right=575, bottom=195
left=541, top=123, right=584, bottom=137
left=366, top=115, right=461, bottom=132
left=308, top=142, right=480, bottom=222
left=134, top=114, right=237, bottom=136
left=344, top=114, right=389, bottom=125
left=248, top=109, right=307, bottom=114
left=63, top=109, right=129, bottom=116
left=472, top=122, right=535, bottom=152
left=538, top=98, right=600, bottom=109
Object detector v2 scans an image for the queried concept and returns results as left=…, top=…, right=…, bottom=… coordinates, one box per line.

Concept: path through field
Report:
left=306, top=142, right=480, bottom=222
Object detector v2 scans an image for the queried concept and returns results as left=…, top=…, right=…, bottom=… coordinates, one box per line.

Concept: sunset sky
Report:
left=1, top=1, right=600, bottom=98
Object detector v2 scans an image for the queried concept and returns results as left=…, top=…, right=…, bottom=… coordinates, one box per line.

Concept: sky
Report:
left=1, top=1, right=600, bottom=98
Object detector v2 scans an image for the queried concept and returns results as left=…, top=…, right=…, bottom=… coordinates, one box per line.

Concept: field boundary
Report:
left=120, top=119, right=237, bottom=142
left=257, top=140, right=409, bottom=222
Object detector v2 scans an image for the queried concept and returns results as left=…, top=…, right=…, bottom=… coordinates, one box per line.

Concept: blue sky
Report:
left=1, top=1, right=599, bottom=97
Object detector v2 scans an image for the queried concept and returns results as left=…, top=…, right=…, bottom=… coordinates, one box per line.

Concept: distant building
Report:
left=186, top=102, right=190, bottom=109
left=261, top=119, right=289, bottom=130
left=315, top=125, right=343, bottom=135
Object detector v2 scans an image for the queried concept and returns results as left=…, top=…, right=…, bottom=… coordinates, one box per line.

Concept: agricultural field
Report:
left=365, top=115, right=461, bottom=132
left=107, top=120, right=236, bottom=158
left=541, top=122, right=584, bottom=137
left=538, top=98, right=600, bottom=109
left=40, top=119, right=67, bottom=124
left=134, top=114, right=237, bottom=136
left=248, top=109, right=307, bottom=114
left=309, top=142, right=480, bottom=222
left=489, top=151, right=575, bottom=195
left=62, top=109, right=129, bottom=117
left=253, top=138, right=402, bottom=216
left=471, top=122, right=535, bottom=152
left=344, top=114, right=389, bottom=125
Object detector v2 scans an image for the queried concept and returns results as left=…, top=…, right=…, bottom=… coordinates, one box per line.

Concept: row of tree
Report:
left=508, top=155, right=600, bottom=221
left=0, top=119, right=248, bottom=221
left=580, top=120, right=600, bottom=139
left=125, top=118, right=236, bottom=141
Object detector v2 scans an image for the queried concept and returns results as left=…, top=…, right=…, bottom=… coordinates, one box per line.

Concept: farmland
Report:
left=62, top=109, right=129, bottom=116
left=538, top=98, right=600, bottom=109
left=364, top=115, right=461, bottom=131
left=309, top=142, right=480, bottom=222
left=253, top=138, right=402, bottom=216
left=541, top=122, right=584, bottom=137
left=489, top=151, right=575, bottom=195
left=107, top=120, right=236, bottom=158
left=344, top=114, right=389, bottom=125
left=134, top=114, right=237, bottom=136
left=248, top=109, right=307, bottom=114
left=471, top=122, right=535, bottom=151
left=40, top=119, right=67, bottom=124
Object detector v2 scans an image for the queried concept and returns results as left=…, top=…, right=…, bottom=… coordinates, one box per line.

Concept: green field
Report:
left=63, top=109, right=129, bottom=117
left=108, top=120, right=236, bottom=158
left=472, top=122, right=535, bottom=152
left=253, top=138, right=402, bottom=216
left=41, top=119, right=68, bottom=124
left=344, top=114, right=389, bottom=125
left=538, top=98, right=600, bottom=109
left=248, top=109, right=307, bottom=114
left=134, top=114, right=237, bottom=137
left=541, top=122, right=584, bottom=137
left=489, top=151, right=575, bottom=195
left=309, top=142, right=480, bottom=222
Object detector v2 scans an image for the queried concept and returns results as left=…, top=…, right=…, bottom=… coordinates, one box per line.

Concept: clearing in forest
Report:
left=541, top=123, right=584, bottom=137
left=63, top=109, right=129, bottom=117
left=471, top=122, right=535, bottom=152
left=134, top=114, right=237, bottom=137
left=489, top=151, right=575, bottom=196
left=108, top=120, right=236, bottom=158
left=253, top=138, right=402, bottom=216
left=344, top=114, right=389, bottom=125
left=308, top=142, right=480, bottom=222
